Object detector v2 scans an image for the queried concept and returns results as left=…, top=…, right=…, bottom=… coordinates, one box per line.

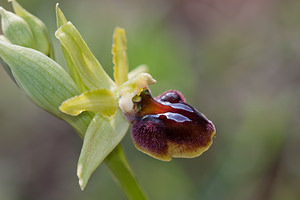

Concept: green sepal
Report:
left=55, top=4, right=86, bottom=92
left=55, top=3, right=67, bottom=27
left=10, top=0, right=52, bottom=56
left=0, top=6, right=36, bottom=49
left=55, top=21, right=115, bottom=90
left=112, top=27, right=128, bottom=86
left=77, top=109, right=130, bottom=190
left=0, top=41, right=93, bottom=138
left=60, top=88, right=117, bottom=117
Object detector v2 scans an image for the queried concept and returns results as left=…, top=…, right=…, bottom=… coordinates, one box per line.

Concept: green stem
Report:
left=77, top=129, right=147, bottom=199
left=105, top=145, right=148, bottom=200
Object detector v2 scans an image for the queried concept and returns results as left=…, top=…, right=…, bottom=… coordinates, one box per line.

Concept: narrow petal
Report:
left=60, top=89, right=117, bottom=117
left=77, top=110, right=130, bottom=190
left=55, top=3, right=67, bottom=28
left=55, top=4, right=87, bottom=92
left=0, top=41, right=93, bottom=138
left=55, top=22, right=115, bottom=90
left=112, top=27, right=128, bottom=86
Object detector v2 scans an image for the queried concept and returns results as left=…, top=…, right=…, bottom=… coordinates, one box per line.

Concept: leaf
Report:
left=77, top=109, right=130, bottom=190
left=10, top=0, right=52, bottom=56
left=0, top=41, right=93, bottom=138
left=60, top=88, right=117, bottom=117
left=55, top=21, right=115, bottom=90
left=112, top=27, right=128, bottom=86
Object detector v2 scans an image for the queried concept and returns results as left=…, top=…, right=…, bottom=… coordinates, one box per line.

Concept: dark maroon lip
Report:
left=131, top=89, right=216, bottom=160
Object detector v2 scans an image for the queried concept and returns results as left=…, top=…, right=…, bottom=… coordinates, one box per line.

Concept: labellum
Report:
left=131, top=89, right=216, bottom=161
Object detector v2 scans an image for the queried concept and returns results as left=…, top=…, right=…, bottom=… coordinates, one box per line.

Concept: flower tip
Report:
left=55, top=3, right=60, bottom=12
left=59, top=102, right=82, bottom=116
left=77, top=165, right=86, bottom=190
left=79, top=178, right=85, bottom=191
left=55, top=3, right=62, bottom=14
left=114, top=26, right=125, bottom=32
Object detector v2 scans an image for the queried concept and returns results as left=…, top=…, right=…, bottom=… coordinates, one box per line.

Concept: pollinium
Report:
left=131, top=89, right=216, bottom=161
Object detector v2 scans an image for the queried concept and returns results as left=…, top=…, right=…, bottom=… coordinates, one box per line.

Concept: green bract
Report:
left=0, top=40, right=93, bottom=138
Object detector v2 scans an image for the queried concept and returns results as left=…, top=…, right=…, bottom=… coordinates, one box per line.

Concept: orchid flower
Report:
left=0, top=1, right=216, bottom=199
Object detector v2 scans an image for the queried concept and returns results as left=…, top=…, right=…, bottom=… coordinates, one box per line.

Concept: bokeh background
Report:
left=0, top=0, right=300, bottom=199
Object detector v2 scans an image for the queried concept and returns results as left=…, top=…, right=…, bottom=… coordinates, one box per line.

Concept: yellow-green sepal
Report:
left=77, top=110, right=130, bottom=190
left=55, top=4, right=87, bottom=92
left=55, top=21, right=115, bottom=90
left=10, top=0, right=52, bottom=56
left=112, top=27, right=128, bottom=87
left=0, top=6, right=36, bottom=49
left=60, top=88, right=117, bottom=117
left=55, top=3, right=67, bottom=28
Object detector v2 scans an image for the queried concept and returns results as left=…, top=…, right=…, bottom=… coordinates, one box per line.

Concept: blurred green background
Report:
left=0, top=0, right=300, bottom=199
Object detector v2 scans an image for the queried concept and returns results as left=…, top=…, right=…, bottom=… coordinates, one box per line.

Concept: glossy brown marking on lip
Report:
left=131, top=89, right=216, bottom=161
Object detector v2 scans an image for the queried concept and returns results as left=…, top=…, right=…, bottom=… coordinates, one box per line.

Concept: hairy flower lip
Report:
left=131, top=89, right=216, bottom=161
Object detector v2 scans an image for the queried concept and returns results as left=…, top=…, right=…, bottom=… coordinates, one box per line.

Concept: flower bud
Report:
left=0, top=6, right=36, bottom=48
left=131, top=89, right=216, bottom=161
left=10, top=0, right=52, bottom=56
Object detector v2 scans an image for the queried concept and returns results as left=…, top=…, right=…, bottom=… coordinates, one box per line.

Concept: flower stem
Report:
left=105, top=145, right=148, bottom=200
